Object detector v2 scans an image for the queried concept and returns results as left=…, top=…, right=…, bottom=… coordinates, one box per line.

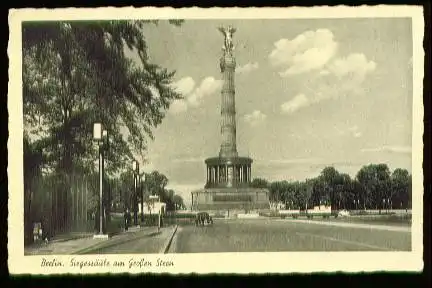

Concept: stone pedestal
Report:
left=191, top=187, right=269, bottom=212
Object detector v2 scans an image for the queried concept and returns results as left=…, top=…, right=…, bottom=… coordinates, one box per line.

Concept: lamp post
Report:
left=93, top=123, right=109, bottom=239
left=132, top=160, right=139, bottom=226
left=140, top=174, right=145, bottom=222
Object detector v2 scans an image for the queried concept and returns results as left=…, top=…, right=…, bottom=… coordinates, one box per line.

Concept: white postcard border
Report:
left=8, top=6, right=425, bottom=274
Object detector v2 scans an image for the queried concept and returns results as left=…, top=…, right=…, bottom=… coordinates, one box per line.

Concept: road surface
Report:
left=168, top=219, right=411, bottom=253
left=81, top=227, right=173, bottom=254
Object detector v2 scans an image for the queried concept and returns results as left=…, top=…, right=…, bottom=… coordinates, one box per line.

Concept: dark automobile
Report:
left=195, top=212, right=213, bottom=226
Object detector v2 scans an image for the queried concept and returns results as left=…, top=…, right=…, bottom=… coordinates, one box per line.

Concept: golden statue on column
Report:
left=218, top=25, right=236, bottom=54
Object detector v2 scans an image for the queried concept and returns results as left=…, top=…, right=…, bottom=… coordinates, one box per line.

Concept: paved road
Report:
left=168, top=219, right=411, bottom=253
left=80, top=227, right=174, bottom=254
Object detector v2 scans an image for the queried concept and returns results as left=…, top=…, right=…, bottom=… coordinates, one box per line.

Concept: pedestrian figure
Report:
left=124, top=208, right=131, bottom=231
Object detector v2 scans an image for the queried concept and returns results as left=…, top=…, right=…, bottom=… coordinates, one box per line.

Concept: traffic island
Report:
left=93, top=234, right=109, bottom=239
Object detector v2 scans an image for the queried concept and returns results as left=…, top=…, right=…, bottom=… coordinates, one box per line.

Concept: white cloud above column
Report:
left=269, top=29, right=338, bottom=76
left=169, top=76, right=222, bottom=114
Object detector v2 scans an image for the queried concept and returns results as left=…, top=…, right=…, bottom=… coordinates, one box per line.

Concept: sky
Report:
left=128, top=18, right=413, bottom=205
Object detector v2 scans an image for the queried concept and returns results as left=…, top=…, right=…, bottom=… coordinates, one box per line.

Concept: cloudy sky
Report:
left=130, top=18, right=413, bottom=204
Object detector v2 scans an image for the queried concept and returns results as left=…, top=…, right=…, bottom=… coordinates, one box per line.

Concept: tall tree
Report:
left=391, top=168, right=412, bottom=209
left=172, top=194, right=185, bottom=210
left=143, top=170, right=169, bottom=201
left=319, top=166, right=340, bottom=210
left=23, top=20, right=183, bottom=233
left=23, top=20, right=183, bottom=174
left=356, top=164, right=391, bottom=211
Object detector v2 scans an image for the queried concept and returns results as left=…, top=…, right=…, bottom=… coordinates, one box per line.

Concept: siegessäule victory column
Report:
left=191, top=26, right=270, bottom=214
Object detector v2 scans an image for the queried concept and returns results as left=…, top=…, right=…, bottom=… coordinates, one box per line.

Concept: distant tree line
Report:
left=110, top=169, right=186, bottom=213
left=251, top=164, right=412, bottom=212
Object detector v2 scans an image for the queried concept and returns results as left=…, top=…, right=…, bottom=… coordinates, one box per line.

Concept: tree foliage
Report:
left=23, top=20, right=182, bottom=175
left=251, top=178, right=269, bottom=189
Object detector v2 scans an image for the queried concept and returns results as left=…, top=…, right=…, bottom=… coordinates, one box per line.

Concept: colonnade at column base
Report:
left=204, top=156, right=254, bottom=188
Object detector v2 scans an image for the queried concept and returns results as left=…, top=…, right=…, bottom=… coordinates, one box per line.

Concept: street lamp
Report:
left=93, top=122, right=108, bottom=239
left=140, top=174, right=145, bottom=222
left=132, top=159, right=139, bottom=226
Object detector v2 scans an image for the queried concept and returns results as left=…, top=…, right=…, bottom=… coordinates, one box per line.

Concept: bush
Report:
left=142, top=214, right=159, bottom=226
left=107, top=216, right=123, bottom=235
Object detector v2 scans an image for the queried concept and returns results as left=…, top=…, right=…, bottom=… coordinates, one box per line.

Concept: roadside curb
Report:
left=73, top=228, right=160, bottom=255
left=50, top=234, right=93, bottom=244
left=161, top=225, right=178, bottom=254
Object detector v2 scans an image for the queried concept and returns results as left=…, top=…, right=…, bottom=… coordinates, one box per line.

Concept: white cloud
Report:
left=244, top=110, right=267, bottom=126
left=284, top=53, right=377, bottom=114
left=187, top=77, right=223, bottom=107
left=236, top=62, right=259, bottom=74
left=360, top=145, right=411, bottom=154
left=327, top=53, right=376, bottom=81
left=173, top=76, right=195, bottom=95
left=269, top=29, right=338, bottom=76
left=169, top=76, right=222, bottom=114
left=280, top=93, right=310, bottom=114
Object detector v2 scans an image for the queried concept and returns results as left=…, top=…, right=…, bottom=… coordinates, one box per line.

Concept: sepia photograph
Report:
left=8, top=6, right=424, bottom=274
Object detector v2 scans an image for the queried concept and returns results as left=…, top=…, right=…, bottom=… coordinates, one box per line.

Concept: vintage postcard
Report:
left=8, top=6, right=424, bottom=274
